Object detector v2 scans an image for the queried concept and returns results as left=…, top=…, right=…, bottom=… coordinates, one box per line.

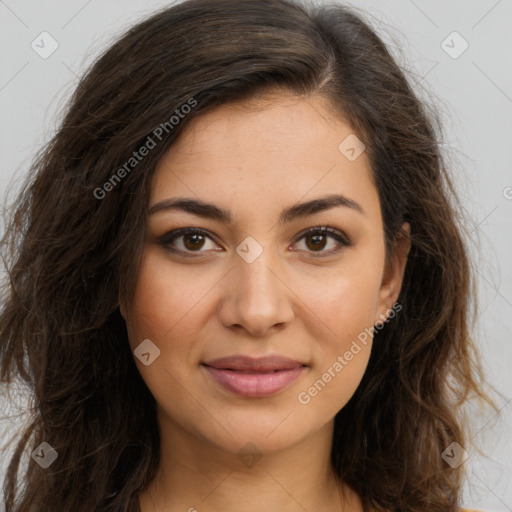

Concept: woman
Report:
left=0, top=0, right=496, bottom=510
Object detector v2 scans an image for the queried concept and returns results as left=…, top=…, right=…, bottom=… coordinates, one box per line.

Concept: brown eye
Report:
left=304, top=232, right=328, bottom=251
left=182, top=232, right=207, bottom=251
left=293, top=226, right=351, bottom=257
left=158, top=228, right=219, bottom=256
left=158, top=226, right=351, bottom=259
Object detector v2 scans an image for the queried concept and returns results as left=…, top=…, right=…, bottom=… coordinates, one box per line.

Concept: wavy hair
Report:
left=0, top=0, right=497, bottom=510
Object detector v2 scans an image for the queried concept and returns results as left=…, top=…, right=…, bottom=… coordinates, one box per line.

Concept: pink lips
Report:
left=201, top=355, right=307, bottom=397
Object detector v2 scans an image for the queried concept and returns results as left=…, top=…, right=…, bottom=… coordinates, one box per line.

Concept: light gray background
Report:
left=0, top=1, right=511, bottom=510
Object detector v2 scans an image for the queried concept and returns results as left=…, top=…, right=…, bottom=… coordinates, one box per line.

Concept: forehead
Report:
left=150, top=92, right=380, bottom=222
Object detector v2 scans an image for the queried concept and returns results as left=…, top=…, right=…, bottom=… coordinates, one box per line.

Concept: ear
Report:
left=375, top=222, right=410, bottom=325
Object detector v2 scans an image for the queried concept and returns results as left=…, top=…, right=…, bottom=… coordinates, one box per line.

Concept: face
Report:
left=121, top=91, right=409, bottom=456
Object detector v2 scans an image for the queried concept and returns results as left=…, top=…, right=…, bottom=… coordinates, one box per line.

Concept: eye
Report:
left=157, top=228, right=220, bottom=256
left=157, top=226, right=351, bottom=258
left=292, top=226, right=351, bottom=257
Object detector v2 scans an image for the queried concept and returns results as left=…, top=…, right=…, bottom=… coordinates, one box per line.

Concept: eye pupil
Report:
left=306, top=234, right=327, bottom=251
left=184, top=233, right=205, bottom=250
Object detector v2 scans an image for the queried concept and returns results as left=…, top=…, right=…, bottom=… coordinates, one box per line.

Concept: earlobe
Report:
left=376, top=222, right=411, bottom=323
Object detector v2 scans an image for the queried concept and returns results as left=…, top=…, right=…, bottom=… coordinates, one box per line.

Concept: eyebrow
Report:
left=148, top=193, right=365, bottom=225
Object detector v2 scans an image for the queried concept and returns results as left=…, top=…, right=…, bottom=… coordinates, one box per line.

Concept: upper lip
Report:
left=202, top=355, right=307, bottom=372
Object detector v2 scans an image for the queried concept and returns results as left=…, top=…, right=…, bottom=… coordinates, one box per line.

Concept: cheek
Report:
left=125, top=249, right=209, bottom=413
left=126, top=248, right=214, bottom=346
left=298, top=254, right=384, bottom=345
left=294, top=278, right=377, bottom=417
left=297, top=346, right=371, bottom=417
left=292, top=251, right=384, bottom=412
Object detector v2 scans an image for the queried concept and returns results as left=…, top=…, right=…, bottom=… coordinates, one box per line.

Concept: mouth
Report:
left=201, top=355, right=308, bottom=397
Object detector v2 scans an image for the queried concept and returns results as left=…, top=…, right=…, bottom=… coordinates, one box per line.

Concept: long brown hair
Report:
left=0, top=0, right=497, bottom=510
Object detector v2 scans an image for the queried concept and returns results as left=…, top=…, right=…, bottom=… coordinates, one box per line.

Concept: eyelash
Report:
left=157, top=226, right=352, bottom=258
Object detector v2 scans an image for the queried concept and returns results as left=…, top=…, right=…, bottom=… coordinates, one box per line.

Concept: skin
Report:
left=120, top=89, right=410, bottom=512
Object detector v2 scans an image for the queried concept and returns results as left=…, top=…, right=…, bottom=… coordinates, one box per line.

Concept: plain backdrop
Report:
left=0, top=1, right=511, bottom=510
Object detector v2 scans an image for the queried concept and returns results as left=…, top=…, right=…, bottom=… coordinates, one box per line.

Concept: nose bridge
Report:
left=238, top=245, right=277, bottom=292
left=235, top=238, right=282, bottom=306
left=218, top=236, right=294, bottom=335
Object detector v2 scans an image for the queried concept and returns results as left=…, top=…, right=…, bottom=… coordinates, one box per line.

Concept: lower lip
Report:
left=201, top=365, right=306, bottom=397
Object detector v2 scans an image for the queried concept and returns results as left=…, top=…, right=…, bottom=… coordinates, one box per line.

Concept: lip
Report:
left=201, top=355, right=308, bottom=397
left=202, top=355, right=306, bottom=371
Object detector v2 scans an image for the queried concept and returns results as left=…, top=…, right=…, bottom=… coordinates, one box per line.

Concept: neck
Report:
left=138, top=410, right=363, bottom=512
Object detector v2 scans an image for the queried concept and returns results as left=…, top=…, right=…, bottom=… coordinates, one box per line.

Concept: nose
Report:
left=217, top=245, right=294, bottom=337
